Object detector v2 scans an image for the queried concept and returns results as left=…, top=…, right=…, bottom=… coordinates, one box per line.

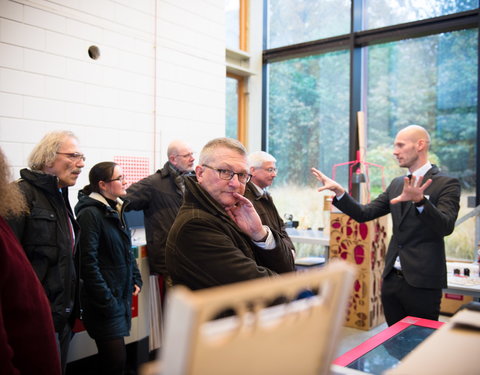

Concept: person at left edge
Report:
left=7, top=130, right=84, bottom=374
left=75, top=162, right=142, bottom=375
left=0, top=146, right=61, bottom=375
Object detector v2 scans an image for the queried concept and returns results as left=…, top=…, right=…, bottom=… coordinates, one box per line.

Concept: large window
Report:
left=226, top=74, right=246, bottom=143
left=226, top=0, right=249, bottom=144
left=264, top=1, right=479, bottom=260
left=267, top=52, right=350, bottom=231
left=226, top=0, right=241, bottom=50
left=267, top=0, right=351, bottom=48
left=366, top=29, right=478, bottom=259
left=365, top=0, right=479, bottom=30
left=226, top=76, right=239, bottom=139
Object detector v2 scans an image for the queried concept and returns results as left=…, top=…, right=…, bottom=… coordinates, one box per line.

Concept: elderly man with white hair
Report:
left=244, top=151, right=295, bottom=256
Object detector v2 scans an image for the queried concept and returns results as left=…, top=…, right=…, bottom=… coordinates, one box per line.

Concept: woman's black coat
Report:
left=75, top=192, right=142, bottom=340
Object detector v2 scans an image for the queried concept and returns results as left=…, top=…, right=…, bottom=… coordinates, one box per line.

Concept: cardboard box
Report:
left=329, top=213, right=388, bottom=330
left=440, top=292, right=473, bottom=315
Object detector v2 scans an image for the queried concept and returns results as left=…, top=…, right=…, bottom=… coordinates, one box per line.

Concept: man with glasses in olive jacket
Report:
left=166, top=137, right=295, bottom=291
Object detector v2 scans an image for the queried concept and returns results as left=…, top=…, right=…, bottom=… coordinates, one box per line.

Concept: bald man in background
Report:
left=312, top=125, right=461, bottom=325
left=126, top=140, right=195, bottom=297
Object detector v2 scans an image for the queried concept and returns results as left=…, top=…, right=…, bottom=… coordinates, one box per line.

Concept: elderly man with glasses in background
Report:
left=7, top=130, right=85, bottom=374
left=166, top=137, right=295, bottom=291
left=245, top=151, right=295, bottom=258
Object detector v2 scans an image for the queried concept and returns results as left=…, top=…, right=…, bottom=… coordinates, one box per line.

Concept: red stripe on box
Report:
left=444, top=293, right=464, bottom=300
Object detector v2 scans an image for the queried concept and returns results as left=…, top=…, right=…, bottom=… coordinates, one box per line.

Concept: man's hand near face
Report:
left=225, top=193, right=268, bottom=241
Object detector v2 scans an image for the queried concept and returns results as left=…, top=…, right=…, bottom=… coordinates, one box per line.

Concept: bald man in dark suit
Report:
left=312, top=125, right=461, bottom=326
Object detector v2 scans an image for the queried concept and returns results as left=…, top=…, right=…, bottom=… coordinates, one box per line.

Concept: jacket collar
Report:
left=424, top=164, right=439, bottom=179
left=20, top=168, right=68, bottom=196
left=246, top=181, right=264, bottom=200
left=89, top=192, right=124, bottom=212
left=160, top=161, right=194, bottom=178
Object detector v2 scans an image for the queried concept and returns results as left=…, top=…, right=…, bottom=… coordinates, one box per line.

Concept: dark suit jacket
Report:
left=333, top=165, right=460, bottom=289
left=244, top=182, right=295, bottom=252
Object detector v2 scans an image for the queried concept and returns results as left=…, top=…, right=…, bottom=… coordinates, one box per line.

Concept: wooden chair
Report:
left=144, top=260, right=356, bottom=375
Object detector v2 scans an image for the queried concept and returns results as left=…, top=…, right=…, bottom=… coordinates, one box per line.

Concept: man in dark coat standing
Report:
left=166, top=137, right=295, bottom=291
left=245, top=151, right=295, bottom=256
left=7, top=131, right=84, bottom=373
left=126, top=140, right=195, bottom=297
left=312, top=125, right=461, bottom=326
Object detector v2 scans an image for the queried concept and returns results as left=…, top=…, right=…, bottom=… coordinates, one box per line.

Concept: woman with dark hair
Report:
left=75, top=162, right=142, bottom=375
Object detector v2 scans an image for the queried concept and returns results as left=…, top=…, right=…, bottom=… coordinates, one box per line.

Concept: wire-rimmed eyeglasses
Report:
left=262, top=167, right=277, bottom=173
left=175, top=152, right=194, bottom=159
left=203, top=164, right=251, bottom=184
left=56, top=152, right=86, bottom=162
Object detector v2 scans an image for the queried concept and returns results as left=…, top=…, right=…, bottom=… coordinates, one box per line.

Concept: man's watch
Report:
left=414, top=196, right=427, bottom=207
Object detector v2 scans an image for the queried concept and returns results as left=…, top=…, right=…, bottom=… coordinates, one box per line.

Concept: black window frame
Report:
left=261, top=3, right=480, bottom=206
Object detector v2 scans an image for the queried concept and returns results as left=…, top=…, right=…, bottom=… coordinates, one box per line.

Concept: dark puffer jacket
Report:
left=75, top=192, right=142, bottom=340
left=7, top=169, right=80, bottom=332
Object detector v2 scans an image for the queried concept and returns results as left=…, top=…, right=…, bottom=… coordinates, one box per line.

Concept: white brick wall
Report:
left=0, top=0, right=226, bottom=204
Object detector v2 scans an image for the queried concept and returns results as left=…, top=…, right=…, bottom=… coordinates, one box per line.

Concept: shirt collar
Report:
left=410, top=161, right=432, bottom=178
left=251, top=182, right=262, bottom=194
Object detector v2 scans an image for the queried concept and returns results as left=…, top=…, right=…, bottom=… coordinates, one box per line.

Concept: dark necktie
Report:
left=401, top=175, right=412, bottom=214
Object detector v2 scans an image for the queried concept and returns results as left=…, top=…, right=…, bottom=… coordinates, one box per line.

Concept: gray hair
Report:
left=28, top=131, right=78, bottom=171
left=167, top=139, right=189, bottom=158
left=248, top=151, right=276, bottom=169
left=199, top=137, right=247, bottom=165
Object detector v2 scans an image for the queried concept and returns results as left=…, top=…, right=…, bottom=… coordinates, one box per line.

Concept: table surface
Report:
left=285, top=232, right=480, bottom=297
left=285, top=228, right=330, bottom=246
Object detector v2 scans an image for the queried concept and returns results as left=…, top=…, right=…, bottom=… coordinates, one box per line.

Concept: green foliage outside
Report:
left=266, top=9, right=478, bottom=260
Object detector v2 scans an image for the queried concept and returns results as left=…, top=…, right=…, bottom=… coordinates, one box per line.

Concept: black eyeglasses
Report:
left=56, top=152, right=86, bottom=162
left=106, top=175, right=126, bottom=183
left=203, top=164, right=251, bottom=184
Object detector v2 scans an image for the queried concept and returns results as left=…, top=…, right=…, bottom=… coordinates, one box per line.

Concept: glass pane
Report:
left=366, top=29, right=478, bottom=260
left=267, top=51, right=350, bottom=231
left=226, top=76, right=239, bottom=139
left=267, top=0, right=351, bottom=49
left=366, top=0, right=479, bottom=30
left=226, top=0, right=240, bottom=50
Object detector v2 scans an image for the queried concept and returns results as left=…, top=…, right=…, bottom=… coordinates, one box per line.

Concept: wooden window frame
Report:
left=227, top=73, right=247, bottom=144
